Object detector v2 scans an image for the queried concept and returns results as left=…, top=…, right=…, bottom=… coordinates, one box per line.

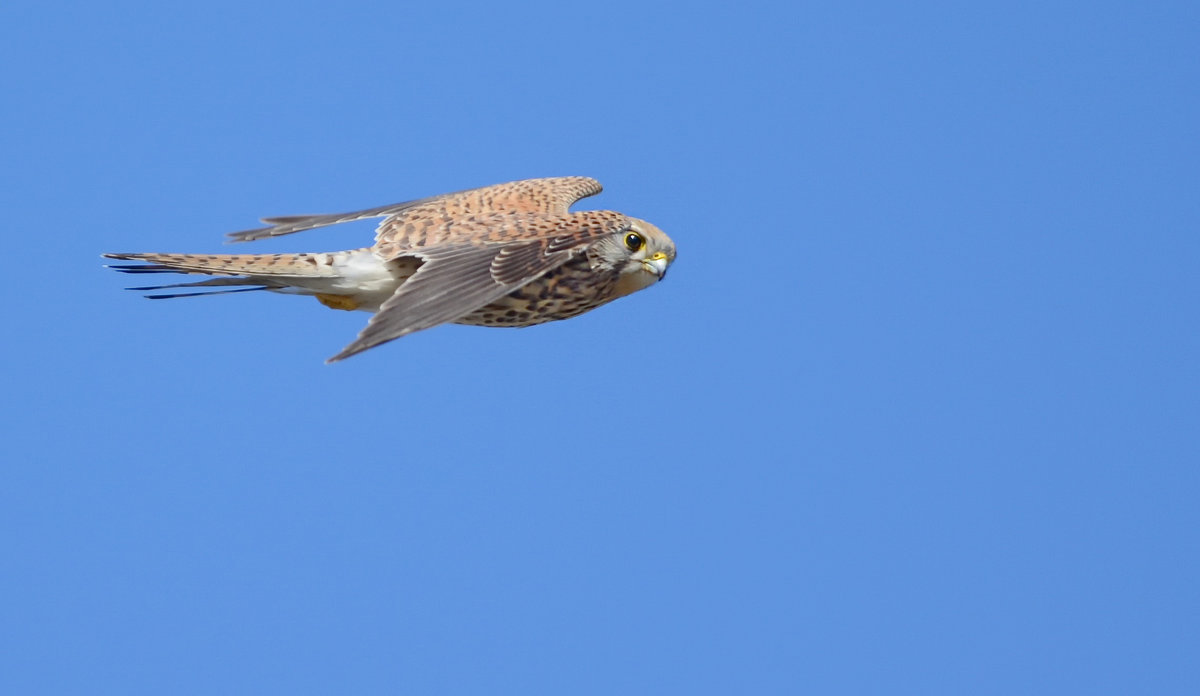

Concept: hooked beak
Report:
left=642, top=252, right=669, bottom=281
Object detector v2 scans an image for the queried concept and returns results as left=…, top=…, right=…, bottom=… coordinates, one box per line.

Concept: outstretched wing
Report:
left=327, top=210, right=629, bottom=362
left=227, top=176, right=603, bottom=244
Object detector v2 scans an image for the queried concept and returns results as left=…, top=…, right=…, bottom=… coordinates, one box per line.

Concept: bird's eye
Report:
left=624, top=232, right=644, bottom=252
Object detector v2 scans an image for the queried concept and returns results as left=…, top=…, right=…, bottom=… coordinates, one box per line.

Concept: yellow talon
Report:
left=316, top=294, right=359, bottom=311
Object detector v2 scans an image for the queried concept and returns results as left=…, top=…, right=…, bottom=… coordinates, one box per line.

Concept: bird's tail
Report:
left=103, top=250, right=350, bottom=299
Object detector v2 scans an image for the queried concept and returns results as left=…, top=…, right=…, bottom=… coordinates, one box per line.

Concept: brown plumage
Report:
left=104, top=177, right=676, bottom=362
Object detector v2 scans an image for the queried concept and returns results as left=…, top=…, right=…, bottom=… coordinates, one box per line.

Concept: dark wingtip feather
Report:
left=224, top=231, right=257, bottom=244
left=142, top=287, right=267, bottom=300
left=106, top=264, right=181, bottom=274
left=325, top=345, right=362, bottom=364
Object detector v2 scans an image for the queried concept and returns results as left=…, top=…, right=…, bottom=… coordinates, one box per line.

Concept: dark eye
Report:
left=624, top=232, right=644, bottom=252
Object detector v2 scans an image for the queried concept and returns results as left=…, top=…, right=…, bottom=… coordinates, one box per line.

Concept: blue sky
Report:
left=2, top=1, right=1197, bottom=693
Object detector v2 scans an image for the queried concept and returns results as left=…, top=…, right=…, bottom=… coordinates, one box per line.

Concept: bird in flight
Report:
left=105, top=177, right=676, bottom=362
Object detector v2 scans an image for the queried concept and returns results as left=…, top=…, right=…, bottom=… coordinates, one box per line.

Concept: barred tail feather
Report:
left=103, top=248, right=390, bottom=309
left=102, top=251, right=344, bottom=277
left=103, top=251, right=332, bottom=300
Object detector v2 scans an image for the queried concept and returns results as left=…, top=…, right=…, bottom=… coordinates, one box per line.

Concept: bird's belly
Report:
left=455, top=268, right=616, bottom=327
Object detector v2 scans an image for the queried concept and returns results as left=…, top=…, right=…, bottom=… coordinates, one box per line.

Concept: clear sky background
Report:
left=2, top=1, right=1197, bottom=693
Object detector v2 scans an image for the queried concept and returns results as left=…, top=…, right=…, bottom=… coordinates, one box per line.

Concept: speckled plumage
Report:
left=104, top=177, right=676, bottom=362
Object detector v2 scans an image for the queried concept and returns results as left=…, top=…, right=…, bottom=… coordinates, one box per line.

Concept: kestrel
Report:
left=104, top=177, right=676, bottom=362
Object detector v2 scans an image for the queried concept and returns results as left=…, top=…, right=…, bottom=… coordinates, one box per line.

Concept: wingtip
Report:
left=326, top=342, right=370, bottom=363
left=325, top=349, right=353, bottom=364
left=226, top=225, right=274, bottom=243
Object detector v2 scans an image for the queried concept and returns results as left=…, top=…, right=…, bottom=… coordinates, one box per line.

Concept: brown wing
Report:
left=226, top=176, right=603, bottom=243
left=327, top=210, right=629, bottom=362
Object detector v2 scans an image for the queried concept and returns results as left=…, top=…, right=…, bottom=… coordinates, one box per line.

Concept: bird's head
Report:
left=591, top=218, right=676, bottom=298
